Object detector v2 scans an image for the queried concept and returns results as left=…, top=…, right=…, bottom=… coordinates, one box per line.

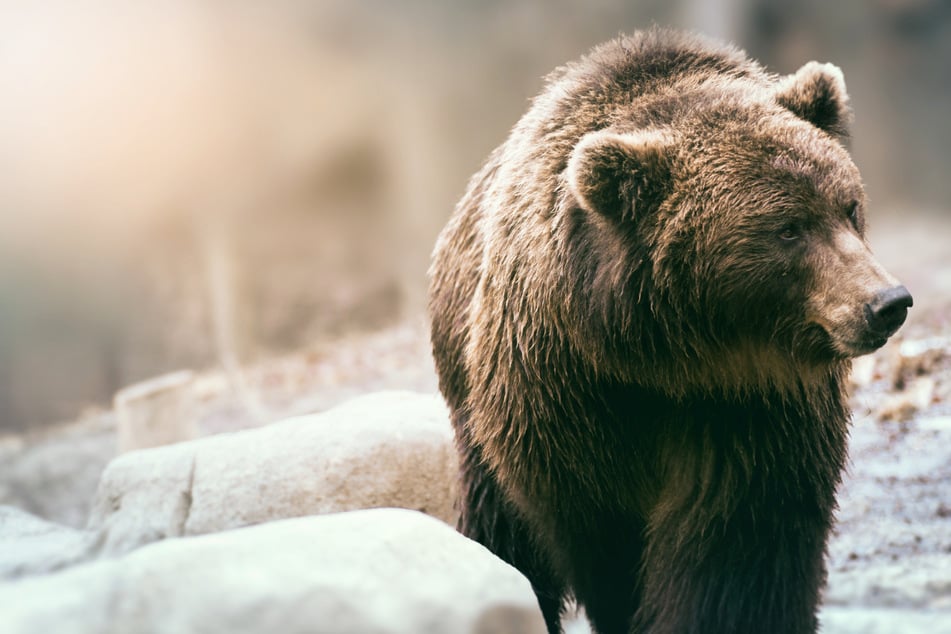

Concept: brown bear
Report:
left=429, top=29, right=911, bottom=634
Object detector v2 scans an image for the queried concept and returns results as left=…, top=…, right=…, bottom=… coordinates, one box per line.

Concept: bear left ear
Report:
left=567, top=129, right=673, bottom=221
left=774, top=61, right=851, bottom=137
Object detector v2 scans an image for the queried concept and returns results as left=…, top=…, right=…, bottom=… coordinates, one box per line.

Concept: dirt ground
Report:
left=1, top=213, right=949, bottom=632
left=816, top=212, right=951, bottom=632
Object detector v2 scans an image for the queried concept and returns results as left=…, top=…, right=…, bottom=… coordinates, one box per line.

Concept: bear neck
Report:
left=472, top=332, right=851, bottom=518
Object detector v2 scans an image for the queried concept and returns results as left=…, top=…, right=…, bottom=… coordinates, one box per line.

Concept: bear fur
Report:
left=429, top=29, right=910, bottom=634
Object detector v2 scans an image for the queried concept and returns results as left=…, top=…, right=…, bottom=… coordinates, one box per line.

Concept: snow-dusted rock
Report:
left=0, top=413, right=116, bottom=529
left=820, top=606, right=951, bottom=634
left=0, top=509, right=545, bottom=634
left=86, top=438, right=198, bottom=555
left=0, top=506, right=98, bottom=579
left=88, top=391, right=457, bottom=555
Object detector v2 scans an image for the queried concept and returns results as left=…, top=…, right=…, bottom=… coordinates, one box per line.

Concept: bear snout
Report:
left=808, top=230, right=912, bottom=356
left=864, top=285, right=913, bottom=338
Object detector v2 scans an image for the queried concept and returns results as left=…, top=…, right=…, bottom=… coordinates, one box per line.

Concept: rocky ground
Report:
left=816, top=213, right=951, bottom=631
left=1, top=214, right=949, bottom=632
left=0, top=321, right=439, bottom=527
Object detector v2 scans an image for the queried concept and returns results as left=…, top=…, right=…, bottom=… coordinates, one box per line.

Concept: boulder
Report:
left=114, top=370, right=199, bottom=453
left=86, top=438, right=198, bottom=555
left=88, top=391, right=458, bottom=555
left=0, top=506, right=99, bottom=579
left=0, top=414, right=116, bottom=528
left=0, top=508, right=546, bottom=634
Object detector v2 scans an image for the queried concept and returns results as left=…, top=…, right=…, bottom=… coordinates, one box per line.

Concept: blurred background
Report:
left=1, top=0, right=949, bottom=433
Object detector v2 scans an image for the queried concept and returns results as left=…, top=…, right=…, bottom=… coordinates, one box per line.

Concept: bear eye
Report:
left=778, top=223, right=801, bottom=242
left=846, top=200, right=860, bottom=229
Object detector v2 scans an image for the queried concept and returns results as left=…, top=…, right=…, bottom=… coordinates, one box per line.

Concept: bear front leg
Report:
left=633, top=503, right=830, bottom=634
left=453, top=420, right=567, bottom=632
left=556, top=515, right=646, bottom=634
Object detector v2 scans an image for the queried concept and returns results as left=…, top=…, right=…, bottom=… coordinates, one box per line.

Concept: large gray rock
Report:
left=0, top=506, right=100, bottom=579
left=0, top=509, right=545, bottom=634
left=88, top=391, right=457, bottom=555
left=0, top=414, right=116, bottom=528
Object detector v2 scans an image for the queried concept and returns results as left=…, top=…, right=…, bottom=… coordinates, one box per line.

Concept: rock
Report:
left=114, top=370, right=199, bottom=453
left=918, top=416, right=951, bottom=432
left=0, top=415, right=116, bottom=528
left=0, top=509, right=546, bottom=634
left=892, top=336, right=950, bottom=391
left=0, top=506, right=99, bottom=579
left=820, top=606, right=951, bottom=634
left=878, top=377, right=936, bottom=422
left=88, top=391, right=457, bottom=556
left=87, top=439, right=199, bottom=555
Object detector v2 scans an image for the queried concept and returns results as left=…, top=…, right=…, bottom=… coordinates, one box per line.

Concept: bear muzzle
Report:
left=864, top=285, right=913, bottom=340
left=831, top=283, right=913, bottom=356
left=808, top=231, right=912, bottom=357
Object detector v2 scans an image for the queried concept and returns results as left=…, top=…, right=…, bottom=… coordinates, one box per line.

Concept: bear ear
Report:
left=567, top=129, right=672, bottom=221
left=774, top=61, right=851, bottom=137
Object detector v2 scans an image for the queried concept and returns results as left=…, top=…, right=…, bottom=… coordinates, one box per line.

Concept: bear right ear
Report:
left=774, top=61, right=851, bottom=138
left=567, top=129, right=673, bottom=221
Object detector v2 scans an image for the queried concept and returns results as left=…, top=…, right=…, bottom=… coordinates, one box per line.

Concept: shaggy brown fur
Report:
left=429, top=29, right=910, bottom=634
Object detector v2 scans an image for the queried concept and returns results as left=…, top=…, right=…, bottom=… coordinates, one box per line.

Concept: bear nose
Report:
left=864, top=285, right=913, bottom=337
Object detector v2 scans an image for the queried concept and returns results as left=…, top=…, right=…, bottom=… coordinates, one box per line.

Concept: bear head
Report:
left=566, top=62, right=911, bottom=388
